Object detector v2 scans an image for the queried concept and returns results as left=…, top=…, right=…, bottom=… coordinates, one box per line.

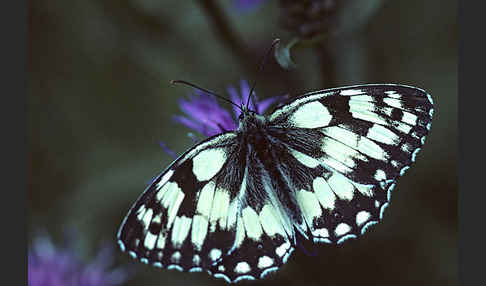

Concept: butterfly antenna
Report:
left=246, top=38, right=281, bottom=108
left=170, top=80, right=242, bottom=111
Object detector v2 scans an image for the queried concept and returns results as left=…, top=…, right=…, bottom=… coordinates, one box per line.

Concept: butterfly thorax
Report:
left=237, top=108, right=267, bottom=134
left=236, top=107, right=300, bottom=237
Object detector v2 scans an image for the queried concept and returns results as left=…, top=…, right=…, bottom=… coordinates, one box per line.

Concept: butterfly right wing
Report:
left=266, top=84, right=434, bottom=243
left=117, top=132, right=294, bottom=282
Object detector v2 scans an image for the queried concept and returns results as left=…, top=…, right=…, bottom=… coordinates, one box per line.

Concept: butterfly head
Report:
left=237, top=105, right=266, bottom=132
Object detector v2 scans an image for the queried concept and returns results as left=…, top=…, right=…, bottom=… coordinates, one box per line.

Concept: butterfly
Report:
left=117, top=83, right=434, bottom=283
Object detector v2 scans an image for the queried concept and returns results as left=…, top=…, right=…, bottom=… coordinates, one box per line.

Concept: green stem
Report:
left=198, top=0, right=255, bottom=74
left=315, top=39, right=337, bottom=88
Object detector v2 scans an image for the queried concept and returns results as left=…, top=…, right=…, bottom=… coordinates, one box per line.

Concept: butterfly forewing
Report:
left=118, top=84, right=434, bottom=283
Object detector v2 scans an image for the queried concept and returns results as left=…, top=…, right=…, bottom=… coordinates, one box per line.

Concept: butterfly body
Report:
left=118, top=84, right=434, bottom=283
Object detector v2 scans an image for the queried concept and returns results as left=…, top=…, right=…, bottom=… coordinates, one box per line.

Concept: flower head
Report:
left=279, top=0, right=383, bottom=39
left=279, top=0, right=340, bottom=39
left=233, top=0, right=266, bottom=12
left=28, top=232, right=129, bottom=286
left=173, top=80, right=282, bottom=137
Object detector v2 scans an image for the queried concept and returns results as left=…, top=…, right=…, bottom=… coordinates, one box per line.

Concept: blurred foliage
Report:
left=29, top=0, right=457, bottom=285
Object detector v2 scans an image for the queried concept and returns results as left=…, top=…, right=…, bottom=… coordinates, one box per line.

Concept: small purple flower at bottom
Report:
left=28, top=233, right=129, bottom=286
left=173, top=80, right=283, bottom=137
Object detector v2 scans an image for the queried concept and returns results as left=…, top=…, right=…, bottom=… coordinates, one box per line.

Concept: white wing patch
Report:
left=171, top=216, right=192, bottom=248
left=241, top=207, right=264, bottom=241
left=192, top=147, right=227, bottom=181
left=259, top=204, right=287, bottom=237
left=335, top=223, right=351, bottom=236
left=321, top=126, right=388, bottom=161
left=157, top=182, right=185, bottom=228
left=137, top=206, right=152, bottom=227
left=320, top=154, right=353, bottom=174
left=258, top=256, right=274, bottom=268
left=296, top=189, right=322, bottom=227
left=327, top=172, right=354, bottom=201
left=209, top=248, right=222, bottom=261
left=196, top=181, right=215, bottom=217
left=191, top=215, right=209, bottom=251
left=374, top=169, right=387, bottom=181
left=290, top=148, right=321, bottom=168
left=340, top=89, right=363, bottom=96
left=312, top=177, right=336, bottom=210
left=321, top=136, right=367, bottom=168
left=234, top=262, right=251, bottom=274
left=144, top=231, right=157, bottom=250
left=356, top=211, right=371, bottom=226
left=350, top=182, right=374, bottom=197
left=288, top=101, right=332, bottom=128
left=401, top=111, right=418, bottom=125
left=366, top=124, right=399, bottom=145
left=209, top=188, right=231, bottom=231
left=382, top=97, right=403, bottom=109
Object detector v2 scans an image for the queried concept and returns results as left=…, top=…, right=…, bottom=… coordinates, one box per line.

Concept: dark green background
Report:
left=29, top=0, right=457, bottom=285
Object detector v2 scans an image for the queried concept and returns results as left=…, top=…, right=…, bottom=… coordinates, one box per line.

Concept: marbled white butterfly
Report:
left=117, top=78, right=434, bottom=282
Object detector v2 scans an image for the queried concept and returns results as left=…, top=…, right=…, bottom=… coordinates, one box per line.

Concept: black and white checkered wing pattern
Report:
left=118, top=83, right=434, bottom=283
left=267, top=84, right=434, bottom=243
left=117, top=133, right=294, bottom=283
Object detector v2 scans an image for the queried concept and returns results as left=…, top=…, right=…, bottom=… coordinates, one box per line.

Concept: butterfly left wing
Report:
left=117, top=132, right=295, bottom=282
left=267, top=84, right=434, bottom=243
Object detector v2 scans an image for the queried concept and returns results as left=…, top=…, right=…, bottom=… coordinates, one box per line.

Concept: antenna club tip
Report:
left=169, top=80, right=176, bottom=85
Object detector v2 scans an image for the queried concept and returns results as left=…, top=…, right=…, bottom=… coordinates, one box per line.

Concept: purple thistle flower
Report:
left=173, top=80, right=282, bottom=137
left=173, top=92, right=237, bottom=137
left=28, top=233, right=129, bottom=286
left=233, top=0, right=266, bottom=12
left=227, top=80, right=281, bottom=118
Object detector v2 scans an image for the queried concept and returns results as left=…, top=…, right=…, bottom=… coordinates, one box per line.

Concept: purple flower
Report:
left=28, top=233, right=129, bottom=286
left=173, top=80, right=282, bottom=137
left=233, top=0, right=266, bottom=12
